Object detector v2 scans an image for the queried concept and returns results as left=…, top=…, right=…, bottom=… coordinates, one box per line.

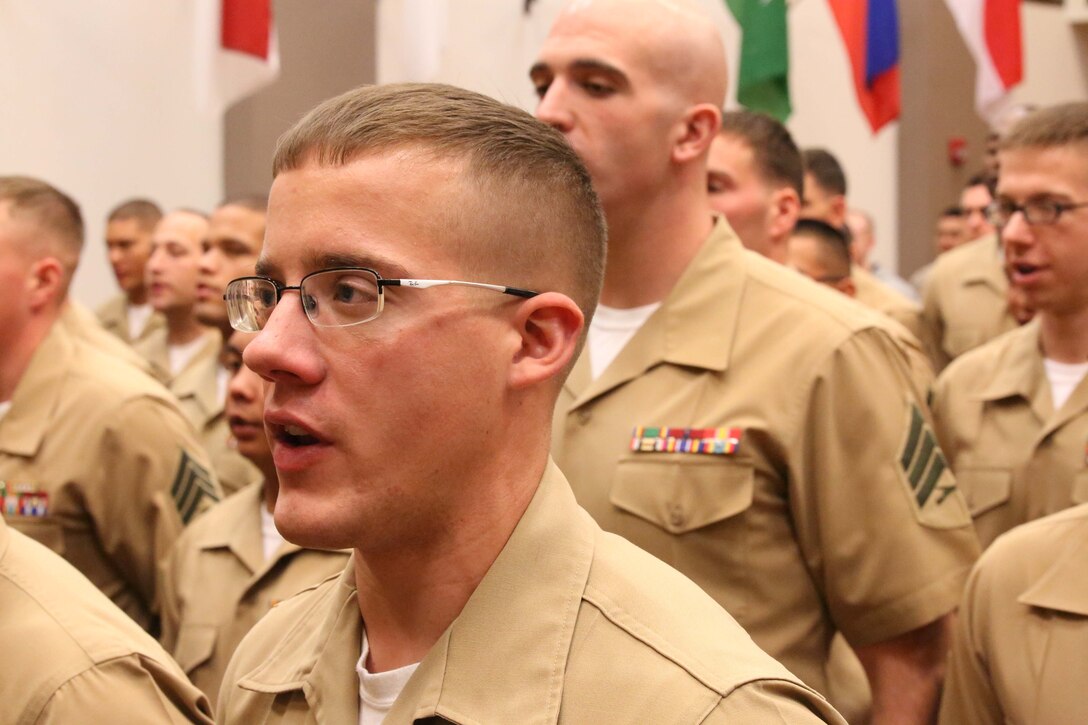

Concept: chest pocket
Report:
left=610, top=458, right=754, bottom=534
left=956, top=468, right=1011, bottom=517
left=174, top=623, right=218, bottom=675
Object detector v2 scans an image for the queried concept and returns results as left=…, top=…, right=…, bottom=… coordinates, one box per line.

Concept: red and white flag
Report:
left=195, top=0, right=279, bottom=112
left=943, top=0, right=1022, bottom=125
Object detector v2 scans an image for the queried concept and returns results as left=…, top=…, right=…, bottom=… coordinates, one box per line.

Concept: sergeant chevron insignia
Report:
left=171, top=450, right=219, bottom=524
left=898, top=404, right=969, bottom=528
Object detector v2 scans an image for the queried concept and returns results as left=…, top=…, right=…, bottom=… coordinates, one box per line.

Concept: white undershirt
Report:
left=588, top=302, right=661, bottom=380
left=259, top=505, right=285, bottom=561
left=126, top=302, right=154, bottom=340
left=0, top=400, right=12, bottom=423
left=357, top=630, right=419, bottom=725
left=1044, top=358, right=1088, bottom=411
left=168, top=336, right=209, bottom=377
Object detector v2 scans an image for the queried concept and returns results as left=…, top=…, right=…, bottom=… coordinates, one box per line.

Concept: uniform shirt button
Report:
left=668, top=505, right=685, bottom=528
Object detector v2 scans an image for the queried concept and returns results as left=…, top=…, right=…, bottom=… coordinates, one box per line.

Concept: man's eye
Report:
left=582, top=80, right=613, bottom=96
left=533, top=81, right=550, bottom=99
left=333, top=283, right=357, bottom=303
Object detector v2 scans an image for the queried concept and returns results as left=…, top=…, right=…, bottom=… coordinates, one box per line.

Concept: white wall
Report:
left=1012, top=4, right=1088, bottom=109
left=0, top=2, right=226, bottom=311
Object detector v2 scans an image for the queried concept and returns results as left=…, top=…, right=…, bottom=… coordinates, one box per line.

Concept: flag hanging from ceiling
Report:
left=195, top=0, right=280, bottom=112
left=943, top=0, right=1023, bottom=125
left=725, top=0, right=791, bottom=121
left=828, top=0, right=900, bottom=134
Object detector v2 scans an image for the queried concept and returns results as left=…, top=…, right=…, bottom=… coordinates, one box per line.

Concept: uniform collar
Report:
left=237, top=460, right=595, bottom=725
left=0, top=322, right=72, bottom=457
left=170, top=330, right=223, bottom=425
left=193, top=482, right=272, bottom=574
left=1018, top=518, right=1088, bottom=617
left=565, top=218, right=745, bottom=408
left=974, top=323, right=1048, bottom=409
left=960, top=234, right=1007, bottom=290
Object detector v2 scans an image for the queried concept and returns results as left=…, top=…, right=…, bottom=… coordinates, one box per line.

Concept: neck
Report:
left=261, top=468, right=278, bottom=513
left=1039, top=307, right=1088, bottom=363
left=164, top=308, right=207, bottom=346
left=127, top=287, right=148, bottom=306
left=354, top=446, right=547, bottom=673
left=599, top=186, right=713, bottom=308
left=0, top=315, right=56, bottom=403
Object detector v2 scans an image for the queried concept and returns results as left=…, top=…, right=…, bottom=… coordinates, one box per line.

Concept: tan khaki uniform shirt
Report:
left=96, top=292, right=167, bottom=345
left=553, top=221, right=980, bottom=704
left=0, top=516, right=214, bottom=724
left=932, top=321, right=1088, bottom=549
left=0, top=321, right=221, bottom=630
left=63, top=300, right=156, bottom=376
left=921, top=234, right=1018, bottom=370
left=159, top=482, right=350, bottom=707
left=853, top=265, right=926, bottom=346
left=218, top=461, right=846, bottom=724
left=137, top=328, right=260, bottom=496
left=939, top=503, right=1088, bottom=724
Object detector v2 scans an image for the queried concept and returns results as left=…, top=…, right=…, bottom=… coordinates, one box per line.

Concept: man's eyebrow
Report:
left=315, top=252, right=412, bottom=279
left=568, top=58, right=626, bottom=79
left=254, top=257, right=278, bottom=278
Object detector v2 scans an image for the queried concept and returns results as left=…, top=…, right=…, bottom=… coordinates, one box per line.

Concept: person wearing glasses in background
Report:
left=157, top=329, right=350, bottom=709
left=931, top=102, right=1088, bottom=552
left=215, top=82, right=845, bottom=724
left=936, top=102, right=1088, bottom=725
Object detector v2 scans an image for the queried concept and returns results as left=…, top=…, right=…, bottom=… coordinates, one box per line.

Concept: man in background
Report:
left=534, top=1, right=978, bottom=720
left=97, top=198, right=165, bottom=345
left=909, top=206, right=968, bottom=292
left=922, top=173, right=1018, bottom=369
left=0, top=176, right=219, bottom=632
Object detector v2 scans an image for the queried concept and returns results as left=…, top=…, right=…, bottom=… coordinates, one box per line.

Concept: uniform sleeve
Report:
left=91, top=396, right=222, bottom=621
left=921, top=272, right=951, bottom=371
left=703, top=679, right=848, bottom=724
left=787, top=327, right=980, bottom=647
left=937, top=559, right=1005, bottom=725
left=32, top=654, right=214, bottom=725
left=157, top=540, right=184, bottom=654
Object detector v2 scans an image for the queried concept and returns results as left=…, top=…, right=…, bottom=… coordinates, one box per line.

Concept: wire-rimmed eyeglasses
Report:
left=225, top=266, right=539, bottom=332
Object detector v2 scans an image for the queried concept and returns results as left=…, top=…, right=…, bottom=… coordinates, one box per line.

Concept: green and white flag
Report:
left=725, top=0, right=791, bottom=121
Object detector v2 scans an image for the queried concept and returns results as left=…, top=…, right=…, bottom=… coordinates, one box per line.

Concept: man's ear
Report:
left=767, top=186, right=801, bottom=243
left=829, top=194, right=847, bottom=228
left=508, top=292, right=584, bottom=390
left=672, top=103, right=721, bottom=164
left=26, top=257, right=64, bottom=312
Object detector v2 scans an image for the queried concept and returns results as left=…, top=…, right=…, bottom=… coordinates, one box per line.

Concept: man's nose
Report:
left=535, top=82, right=574, bottom=133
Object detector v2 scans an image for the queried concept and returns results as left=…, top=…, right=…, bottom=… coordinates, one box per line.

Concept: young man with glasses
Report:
left=215, top=83, right=844, bottom=724
left=931, top=102, right=1088, bottom=551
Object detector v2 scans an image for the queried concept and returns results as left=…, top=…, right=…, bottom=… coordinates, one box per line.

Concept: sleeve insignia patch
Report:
left=898, top=404, right=969, bottom=528
left=630, top=426, right=743, bottom=455
left=171, top=451, right=219, bottom=524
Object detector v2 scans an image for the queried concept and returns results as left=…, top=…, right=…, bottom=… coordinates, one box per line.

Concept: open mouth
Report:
left=275, top=423, right=322, bottom=448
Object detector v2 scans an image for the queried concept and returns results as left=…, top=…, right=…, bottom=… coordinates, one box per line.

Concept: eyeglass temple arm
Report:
left=380, top=279, right=539, bottom=298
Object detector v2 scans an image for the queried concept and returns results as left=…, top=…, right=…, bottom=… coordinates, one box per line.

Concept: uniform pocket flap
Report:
left=958, top=468, right=1012, bottom=517
left=610, top=458, right=754, bottom=534
left=174, top=623, right=218, bottom=674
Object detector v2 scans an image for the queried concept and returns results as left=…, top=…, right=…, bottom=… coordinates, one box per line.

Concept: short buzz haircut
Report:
left=107, top=198, right=162, bottom=232
left=791, top=218, right=852, bottom=277
left=218, top=194, right=268, bottom=214
left=0, top=176, right=84, bottom=283
left=802, top=148, right=847, bottom=197
left=719, top=110, right=803, bottom=197
left=965, top=171, right=997, bottom=198
left=272, top=83, right=606, bottom=329
left=1000, top=102, right=1088, bottom=153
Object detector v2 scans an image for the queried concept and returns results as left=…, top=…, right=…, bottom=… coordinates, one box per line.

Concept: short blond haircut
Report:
left=0, top=176, right=84, bottom=284
left=1001, top=102, right=1088, bottom=152
left=273, top=83, right=606, bottom=325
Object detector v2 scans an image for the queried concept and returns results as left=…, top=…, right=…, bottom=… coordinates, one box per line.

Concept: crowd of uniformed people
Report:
left=1, top=1, right=1085, bottom=723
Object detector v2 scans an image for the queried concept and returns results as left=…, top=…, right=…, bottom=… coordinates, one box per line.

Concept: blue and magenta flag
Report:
left=828, top=0, right=900, bottom=134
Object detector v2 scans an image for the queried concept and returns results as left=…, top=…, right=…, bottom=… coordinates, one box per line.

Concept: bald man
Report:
left=535, top=2, right=978, bottom=721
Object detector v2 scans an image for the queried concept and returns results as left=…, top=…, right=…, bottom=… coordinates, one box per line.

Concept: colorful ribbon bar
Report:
left=630, top=426, right=743, bottom=455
